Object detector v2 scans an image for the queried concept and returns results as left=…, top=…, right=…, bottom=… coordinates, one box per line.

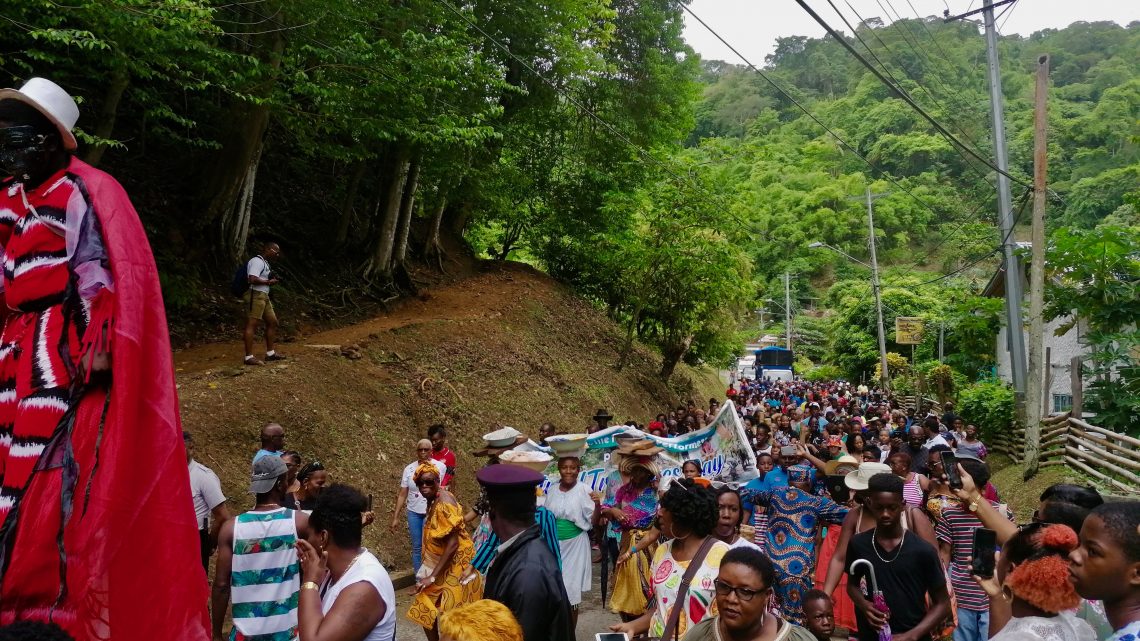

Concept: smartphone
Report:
left=596, top=635, right=629, bottom=641
left=367, top=494, right=374, bottom=511
left=827, top=474, right=850, bottom=503
left=941, top=451, right=962, bottom=490
left=971, top=528, right=997, bottom=578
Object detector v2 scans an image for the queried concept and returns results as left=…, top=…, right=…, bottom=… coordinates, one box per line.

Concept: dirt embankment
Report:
left=177, top=261, right=722, bottom=572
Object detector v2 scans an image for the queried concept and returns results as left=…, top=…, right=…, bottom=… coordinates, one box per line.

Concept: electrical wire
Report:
left=794, top=0, right=1033, bottom=190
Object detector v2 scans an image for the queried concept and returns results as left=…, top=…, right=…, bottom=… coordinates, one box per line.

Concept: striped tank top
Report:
left=902, top=474, right=924, bottom=508
left=230, top=508, right=301, bottom=641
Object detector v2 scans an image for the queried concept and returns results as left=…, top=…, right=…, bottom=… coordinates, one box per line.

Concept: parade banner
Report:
left=525, top=400, right=759, bottom=494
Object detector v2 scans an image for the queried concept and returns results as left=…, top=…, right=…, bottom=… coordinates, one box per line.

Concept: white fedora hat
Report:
left=0, top=78, right=79, bottom=150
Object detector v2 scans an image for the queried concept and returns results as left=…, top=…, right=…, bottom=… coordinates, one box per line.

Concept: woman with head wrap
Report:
left=406, top=463, right=483, bottom=641
left=740, top=464, right=849, bottom=624
left=603, top=455, right=661, bottom=620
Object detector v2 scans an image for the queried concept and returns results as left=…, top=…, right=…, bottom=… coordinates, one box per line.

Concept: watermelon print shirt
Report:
left=647, top=539, right=731, bottom=640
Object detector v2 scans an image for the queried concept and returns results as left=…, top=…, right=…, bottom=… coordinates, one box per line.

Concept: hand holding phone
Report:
left=971, top=527, right=997, bottom=578
left=941, top=451, right=962, bottom=490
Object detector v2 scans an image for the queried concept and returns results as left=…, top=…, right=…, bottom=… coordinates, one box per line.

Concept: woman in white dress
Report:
left=976, top=522, right=1095, bottom=641
left=544, top=455, right=597, bottom=633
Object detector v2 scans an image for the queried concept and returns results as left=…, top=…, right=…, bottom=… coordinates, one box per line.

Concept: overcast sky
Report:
left=682, top=0, right=1138, bottom=65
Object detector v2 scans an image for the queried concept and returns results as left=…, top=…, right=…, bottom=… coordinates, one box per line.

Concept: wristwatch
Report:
left=966, top=492, right=982, bottom=512
left=301, top=581, right=320, bottom=591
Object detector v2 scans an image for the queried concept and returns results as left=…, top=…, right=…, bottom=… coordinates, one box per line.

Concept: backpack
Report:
left=230, top=262, right=250, bottom=297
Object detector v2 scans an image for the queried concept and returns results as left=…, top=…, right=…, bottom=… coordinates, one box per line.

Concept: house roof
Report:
left=982, top=242, right=1032, bottom=298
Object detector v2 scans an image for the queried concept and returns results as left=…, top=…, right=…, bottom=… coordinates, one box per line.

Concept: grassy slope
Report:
left=179, top=262, right=722, bottom=573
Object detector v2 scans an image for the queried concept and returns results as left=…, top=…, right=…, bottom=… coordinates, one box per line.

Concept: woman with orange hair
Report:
left=407, top=463, right=482, bottom=641
left=975, top=523, right=1096, bottom=641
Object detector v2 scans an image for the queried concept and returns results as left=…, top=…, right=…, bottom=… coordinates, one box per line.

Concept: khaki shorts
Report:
left=244, top=290, right=277, bottom=322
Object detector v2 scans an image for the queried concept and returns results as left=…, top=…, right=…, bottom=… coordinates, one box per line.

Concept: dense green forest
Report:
left=1, top=3, right=1136, bottom=398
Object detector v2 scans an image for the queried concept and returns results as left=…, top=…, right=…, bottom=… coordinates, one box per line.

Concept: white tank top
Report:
left=319, top=550, right=396, bottom=641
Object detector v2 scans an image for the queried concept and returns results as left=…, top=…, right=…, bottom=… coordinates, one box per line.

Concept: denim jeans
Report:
left=407, top=510, right=427, bottom=571
left=954, top=607, right=989, bottom=641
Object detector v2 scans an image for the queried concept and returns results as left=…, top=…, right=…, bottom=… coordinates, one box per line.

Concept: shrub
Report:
left=804, top=365, right=841, bottom=382
left=957, top=379, right=1016, bottom=442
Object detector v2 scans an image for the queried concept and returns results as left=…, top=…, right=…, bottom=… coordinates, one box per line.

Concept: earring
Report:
left=1001, top=585, right=1013, bottom=602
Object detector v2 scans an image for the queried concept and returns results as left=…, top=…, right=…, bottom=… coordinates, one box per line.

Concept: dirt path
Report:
left=173, top=265, right=542, bottom=375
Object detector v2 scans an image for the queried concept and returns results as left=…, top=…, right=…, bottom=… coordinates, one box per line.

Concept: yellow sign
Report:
left=895, top=317, right=924, bottom=344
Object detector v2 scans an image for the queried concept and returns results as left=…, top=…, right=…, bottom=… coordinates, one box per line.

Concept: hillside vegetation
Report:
left=178, top=264, right=723, bottom=572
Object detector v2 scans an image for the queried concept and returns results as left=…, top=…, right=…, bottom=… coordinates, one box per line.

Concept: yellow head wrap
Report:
left=414, top=462, right=441, bottom=482
left=437, top=599, right=523, bottom=641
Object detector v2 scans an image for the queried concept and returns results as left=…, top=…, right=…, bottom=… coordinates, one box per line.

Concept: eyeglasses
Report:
left=713, top=579, right=766, bottom=601
left=416, top=447, right=432, bottom=452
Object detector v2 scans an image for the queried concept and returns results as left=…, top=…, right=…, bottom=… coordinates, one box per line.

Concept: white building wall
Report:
left=994, top=313, right=1085, bottom=409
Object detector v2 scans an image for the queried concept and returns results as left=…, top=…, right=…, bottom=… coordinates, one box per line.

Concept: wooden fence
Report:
left=993, top=412, right=1140, bottom=496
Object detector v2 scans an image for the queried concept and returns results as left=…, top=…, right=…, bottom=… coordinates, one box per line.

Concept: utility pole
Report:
left=982, top=0, right=1028, bottom=410
left=947, top=0, right=1028, bottom=408
left=1024, top=54, right=1049, bottom=478
left=865, top=187, right=890, bottom=391
left=938, top=321, right=945, bottom=363
left=783, top=272, right=793, bottom=351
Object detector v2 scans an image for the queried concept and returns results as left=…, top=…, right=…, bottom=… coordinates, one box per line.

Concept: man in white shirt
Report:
left=185, top=431, right=230, bottom=571
left=922, top=416, right=950, bottom=449
left=242, top=241, right=285, bottom=366
left=390, top=439, right=447, bottom=571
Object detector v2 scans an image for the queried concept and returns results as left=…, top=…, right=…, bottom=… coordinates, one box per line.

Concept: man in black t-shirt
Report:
left=846, top=473, right=950, bottom=641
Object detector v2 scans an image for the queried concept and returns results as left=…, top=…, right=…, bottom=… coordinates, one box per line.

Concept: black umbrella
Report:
left=599, top=532, right=610, bottom=608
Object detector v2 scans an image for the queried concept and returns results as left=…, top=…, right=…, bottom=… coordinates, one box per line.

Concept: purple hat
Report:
left=476, top=463, right=544, bottom=489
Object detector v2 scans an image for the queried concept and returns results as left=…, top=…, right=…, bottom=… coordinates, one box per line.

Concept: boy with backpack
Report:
left=238, top=241, right=285, bottom=365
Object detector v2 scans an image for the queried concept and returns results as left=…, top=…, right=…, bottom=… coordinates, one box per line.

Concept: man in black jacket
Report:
left=478, top=464, right=574, bottom=641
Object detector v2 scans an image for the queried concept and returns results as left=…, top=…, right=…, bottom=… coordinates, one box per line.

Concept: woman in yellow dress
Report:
left=407, top=463, right=483, bottom=641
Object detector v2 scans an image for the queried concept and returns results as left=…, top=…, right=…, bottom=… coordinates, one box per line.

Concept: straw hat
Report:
left=614, top=439, right=663, bottom=457
left=825, top=454, right=860, bottom=476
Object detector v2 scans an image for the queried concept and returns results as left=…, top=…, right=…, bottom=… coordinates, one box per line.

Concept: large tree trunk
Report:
left=335, top=162, right=368, bottom=246
left=616, top=304, right=643, bottom=371
left=82, top=66, right=129, bottom=167
left=423, top=195, right=448, bottom=267
left=391, top=154, right=421, bottom=269
left=223, top=145, right=263, bottom=260
left=201, top=30, right=285, bottom=261
left=364, top=146, right=411, bottom=280
left=659, top=335, right=693, bottom=381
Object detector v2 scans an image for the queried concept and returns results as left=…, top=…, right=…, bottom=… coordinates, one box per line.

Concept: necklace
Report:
left=322, top=549, right=365, bottom=597
left=872, top=528, right=905, bottom=563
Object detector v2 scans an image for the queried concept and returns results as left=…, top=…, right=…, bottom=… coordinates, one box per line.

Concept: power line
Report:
left=793, top=0, right=1033, bottom=190
left=676, top=1, right=982, bottom=239
left=996, top=0, right=1019, bottom=33
left=838, top=0, right=997, bottom=190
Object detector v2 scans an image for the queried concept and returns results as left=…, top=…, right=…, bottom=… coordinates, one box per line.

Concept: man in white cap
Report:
left=0, top=78, right=202, bottom=636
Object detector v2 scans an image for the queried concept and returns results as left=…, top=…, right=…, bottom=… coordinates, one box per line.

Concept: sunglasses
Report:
left=0, top=126, right=46, bottom=151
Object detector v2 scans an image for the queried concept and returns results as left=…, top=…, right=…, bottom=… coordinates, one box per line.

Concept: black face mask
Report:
left=0, top=126, right=50, bottom=182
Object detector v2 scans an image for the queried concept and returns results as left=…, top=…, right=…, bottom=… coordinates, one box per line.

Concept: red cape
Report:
left=0, top=158, right=208, bottom=640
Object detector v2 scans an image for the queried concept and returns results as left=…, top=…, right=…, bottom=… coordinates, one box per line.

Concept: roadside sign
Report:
left=895, top=317, right=924, bottom=344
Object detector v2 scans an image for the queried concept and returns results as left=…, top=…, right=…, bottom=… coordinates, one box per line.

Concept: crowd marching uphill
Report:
left=2, top=77, right=1140, bottom=641
left=178, top=376, right=1140, bottom=641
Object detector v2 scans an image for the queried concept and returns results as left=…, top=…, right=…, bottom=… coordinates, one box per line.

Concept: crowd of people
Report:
left=4, top=71, right=1133, bottom=641
left=178, top=377, right=1140, bottom=641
